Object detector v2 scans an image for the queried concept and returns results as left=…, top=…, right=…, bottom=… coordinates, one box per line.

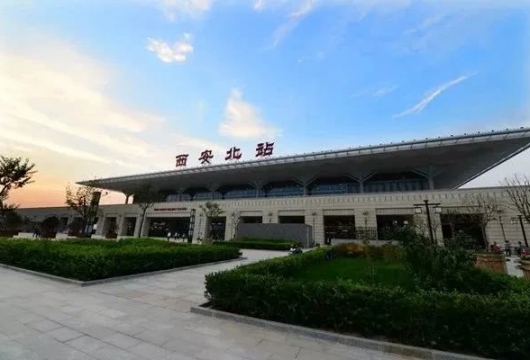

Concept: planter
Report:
left=520, top=258, right=530, bottom=279
left=475, top=253, right=507, bottom=274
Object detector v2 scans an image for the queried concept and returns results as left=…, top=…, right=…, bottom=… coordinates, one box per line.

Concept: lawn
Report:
left=289, top=257, right=413, bottom=288
left=0, top=238, right=240, bottom=281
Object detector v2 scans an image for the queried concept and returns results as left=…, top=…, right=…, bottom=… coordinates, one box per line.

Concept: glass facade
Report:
left=156, top=172, right=430, bottom=202
left=309, top=177, right=360, bottom=195
left=264, top=181, right=303, bottom=198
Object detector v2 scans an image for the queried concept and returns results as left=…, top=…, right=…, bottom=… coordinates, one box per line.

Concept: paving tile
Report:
left=47, top=326, right=84, bottom=342
left=129, top=342, right=174, bottom=360
left=92, top=343, right=141, bottom=360
left=27, top=319, right=62, bottom=332
left=104, top=332, right=142, bottom=349
left=66, top=335, right=108, bottom=353
left=255, top=339, right=301, bottom=358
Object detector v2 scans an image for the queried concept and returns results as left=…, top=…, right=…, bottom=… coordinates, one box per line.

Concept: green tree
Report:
left=199, top=201, right=224, bottom=241
left=134, top=184, right=162, bottom=238
left=0, top=156, right=36, bottom=231
left=65, top=181, right=105, bottom=237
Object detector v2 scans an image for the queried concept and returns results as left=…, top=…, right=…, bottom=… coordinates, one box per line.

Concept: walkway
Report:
left=0, top=250, right=414, bottom=360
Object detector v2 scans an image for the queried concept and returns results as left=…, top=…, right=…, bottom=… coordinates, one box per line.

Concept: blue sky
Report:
left=1, top=0, right=529, bottom=206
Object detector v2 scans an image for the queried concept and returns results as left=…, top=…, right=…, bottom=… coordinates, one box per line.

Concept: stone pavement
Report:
left=0, top=250, right=415, bottom=360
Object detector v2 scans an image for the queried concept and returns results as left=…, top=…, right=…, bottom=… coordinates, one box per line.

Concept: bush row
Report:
left=0, top=238, right=240, bottom=281
left=333, top=243, right=401, bottom=261
left=213, top=241, right=291, bottom=251
left=236, top=237, right=296, bottom=244
left=205, top=250, right=530, bottom=359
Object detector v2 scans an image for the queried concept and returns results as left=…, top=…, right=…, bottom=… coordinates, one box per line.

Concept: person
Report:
left=492, top=241, right=501, bottom=253
left=289, top=243, right=302, bottom=255
left=517, top=241, right=523, bottom=256
left=504, top=240, right=512, bottom=257
left=166, top=229, right=171, bottom=242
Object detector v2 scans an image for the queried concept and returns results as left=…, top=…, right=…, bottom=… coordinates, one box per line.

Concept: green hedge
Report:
left=0, top=238, right=240, bottom=281
left=213, top=241, right=291, bottom=250
left=205, top=250, right=530, bottom=359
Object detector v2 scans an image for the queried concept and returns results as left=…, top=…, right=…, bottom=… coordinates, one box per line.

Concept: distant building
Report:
left=17, top=128, right=530, bottom=247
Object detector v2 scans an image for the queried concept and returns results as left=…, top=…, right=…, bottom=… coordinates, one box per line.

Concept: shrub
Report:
left=205, top=251, right=530, bottom=359
left=0, top=238, right=240, bottom=281
left=213, top=241, right=291, bottom=251
left=237, top=237, right=295, bottom=243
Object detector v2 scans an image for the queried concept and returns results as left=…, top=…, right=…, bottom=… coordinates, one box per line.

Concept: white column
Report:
left=96, top=216, right=107, bottom=236
left=117, top=215, right=127, bottom=236
left=193, top=214, right=208, bottom=242
left=305, top=210, right=324, bottom=246
left=133, top=216, right=142, bottom=238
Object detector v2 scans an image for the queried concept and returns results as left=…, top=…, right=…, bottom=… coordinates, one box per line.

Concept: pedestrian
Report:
left=504, top=240, right=512, bottom=257
left=517, top=241, right=523, bottom=256
left=166, top=229, right=171, bottom=242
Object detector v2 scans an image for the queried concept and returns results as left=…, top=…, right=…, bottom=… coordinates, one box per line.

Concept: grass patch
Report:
left=0, top=238, right=240, bottom=281
left=289, top=257, right=413, bottom=288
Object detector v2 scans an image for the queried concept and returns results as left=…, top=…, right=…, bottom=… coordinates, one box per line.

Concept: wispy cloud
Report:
left=218, top=89, right=280, bottom=139
left=269, top=0, right=315, bottom=49
left=372, top=85, right=398, bottom=97
left=147, top=34, right=193, bottom=63
left=394, top=75, right=473, bottom=118
left=158, top=0, right=212, bottom=21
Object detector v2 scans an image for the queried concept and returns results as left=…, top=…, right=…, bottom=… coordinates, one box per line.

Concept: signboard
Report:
left=176, top=141, right=274, bottom=168
left=153, top=207, right=188, bottom=212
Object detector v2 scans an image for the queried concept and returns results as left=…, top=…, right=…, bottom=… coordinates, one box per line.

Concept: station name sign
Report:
left=175, top=142, right=274, bottom=167
left=153, top=207, right=188, bottom=212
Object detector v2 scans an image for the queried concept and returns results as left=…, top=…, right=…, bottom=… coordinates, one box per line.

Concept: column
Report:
left=305, top=210, right=324, bottom=246
left=193, top=214, right=208, bottom=242
left=96, top=216, right=106, bottom=236
left=117, top=215, right=127, bottom=237
left=133, top=216, right=142, bottom=238
left=355, top=209, right=377, bottom=240
left=267, top=211, right=279, bottom=224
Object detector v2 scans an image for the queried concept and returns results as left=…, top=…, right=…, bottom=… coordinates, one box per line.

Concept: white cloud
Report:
left=372, top=85, right=398, bottom=97
left=157, top=0, right=211, bottom=21
left=147, top=34, right=193, bottom=63
left=218, top=89, right=279, bottom=139
left=394, top=75, right=472, bottom=118
left=269, top=0, right=315, bottom=49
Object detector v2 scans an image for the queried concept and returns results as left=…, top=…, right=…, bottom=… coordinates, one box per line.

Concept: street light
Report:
left=414, top=199, right=442, bottom=244
left=511, top=215, right=529, bottom=247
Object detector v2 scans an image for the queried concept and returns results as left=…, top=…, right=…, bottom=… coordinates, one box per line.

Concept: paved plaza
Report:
left=0, top=250, right=419, bottom=360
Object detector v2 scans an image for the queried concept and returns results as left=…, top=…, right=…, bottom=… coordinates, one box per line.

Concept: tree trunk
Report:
left=138, top=211, right=147, bottom=238
left=481, top=225, right=488, bottom=250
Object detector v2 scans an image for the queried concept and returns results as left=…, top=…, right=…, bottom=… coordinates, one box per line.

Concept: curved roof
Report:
left=79, top=128, right=530, bottom=194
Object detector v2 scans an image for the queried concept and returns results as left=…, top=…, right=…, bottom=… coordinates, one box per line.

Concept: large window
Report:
left=264, top=181, right=303, bottom=198
left=220, top=185, right=256, bottom=199
left=309, top=177, right=360, bottom=196
left=364, top=172, right=428, bottom=193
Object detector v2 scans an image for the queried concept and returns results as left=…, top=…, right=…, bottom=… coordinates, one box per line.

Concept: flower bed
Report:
left=205, top=248, right=530, bottom=359
left=0, top=238, right=240, bottom=281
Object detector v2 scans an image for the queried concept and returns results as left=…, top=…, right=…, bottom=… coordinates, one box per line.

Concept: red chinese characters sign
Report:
left=175, top=142, right=274, bottom=167
left=175, top=154, right=189, bottom=167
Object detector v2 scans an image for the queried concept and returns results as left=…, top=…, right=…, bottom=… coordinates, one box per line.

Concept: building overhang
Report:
left=78, top=128, right=530, bottom=194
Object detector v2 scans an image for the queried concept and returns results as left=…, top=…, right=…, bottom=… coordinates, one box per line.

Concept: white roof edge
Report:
left=77, top=127, right=530, bottom=186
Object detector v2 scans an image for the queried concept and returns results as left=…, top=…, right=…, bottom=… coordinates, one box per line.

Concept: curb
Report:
left=190, top=305, right=490, bottom=360
left=0, top=257, right=246, bottom=287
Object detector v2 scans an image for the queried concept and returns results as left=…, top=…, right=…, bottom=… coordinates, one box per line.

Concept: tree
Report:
left=453, top=193, right=503, bottom=247
left=134, top=184, right=162, bottom=238
left=199, top=201, right=223, bottom=241
left=40, top=216, right=60, bottom=238
left=0, top=156, right=36, bottom=198
left=0, top=201, right=21, bottom=231
left=0, top=156, right=36, bottom=230
left=503, top=175, right=530, bottom=224
left=65, top=181, right=105, bottom=237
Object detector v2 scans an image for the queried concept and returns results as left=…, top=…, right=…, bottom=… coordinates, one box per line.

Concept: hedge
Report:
left=213, top=240, right=291, bottom=250
left=205, top=250, right=530, bottom=359
left=237, top=237, right=296, bottom=244
left=0, top=238, right=240, bottom=281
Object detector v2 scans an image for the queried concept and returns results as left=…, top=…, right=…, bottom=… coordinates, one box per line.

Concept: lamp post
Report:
left=511, top=215, right=529, bottom=247
left=414, top=199, right=442, bottom=244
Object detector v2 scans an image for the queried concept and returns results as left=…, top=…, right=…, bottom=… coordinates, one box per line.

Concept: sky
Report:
left=1, top=0, right=529, bottom=207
